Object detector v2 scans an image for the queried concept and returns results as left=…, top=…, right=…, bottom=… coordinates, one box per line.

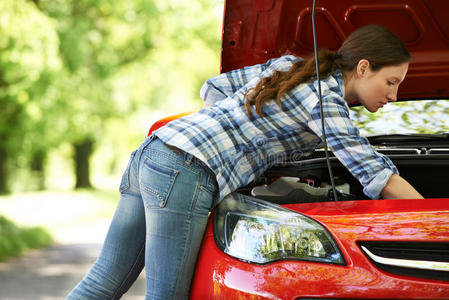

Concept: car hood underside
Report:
left=221, top=0, right=449, bottom=101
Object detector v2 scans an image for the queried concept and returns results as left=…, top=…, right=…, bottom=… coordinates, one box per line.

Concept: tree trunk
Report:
left=0, top=146, right=8, bottom=194
left=31, top=150, right=46, bottom=191
left=74, top=139, right=93, bottom=189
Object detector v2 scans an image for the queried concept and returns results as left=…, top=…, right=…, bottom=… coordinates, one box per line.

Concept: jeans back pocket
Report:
left=141, top=156, right=178, bottom=208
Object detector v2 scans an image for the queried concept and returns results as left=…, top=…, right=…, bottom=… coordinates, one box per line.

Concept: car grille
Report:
left=358, top=241, right=449, bottom=281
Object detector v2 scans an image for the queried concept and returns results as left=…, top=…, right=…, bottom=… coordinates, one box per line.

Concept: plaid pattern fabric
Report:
left=154, top=55, right=398, bottom=202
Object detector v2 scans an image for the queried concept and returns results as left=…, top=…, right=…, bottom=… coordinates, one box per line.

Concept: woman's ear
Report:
left=356, top=59, right=370, bottom=78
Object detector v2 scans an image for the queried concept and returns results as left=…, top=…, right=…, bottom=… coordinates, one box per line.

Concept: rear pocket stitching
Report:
left=142, top=156, right=179, bottom=207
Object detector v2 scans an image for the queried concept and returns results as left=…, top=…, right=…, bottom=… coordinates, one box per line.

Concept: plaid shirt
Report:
left=154, top=55, right=398, bottom=202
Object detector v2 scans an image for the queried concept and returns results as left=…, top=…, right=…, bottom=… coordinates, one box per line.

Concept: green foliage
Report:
left=0, top=0, right=223, bottom=192
left=0, top=215, right=53, bottom=262
left=0, top=0, right=60, bottom=146
left=350, top=100, right=449, bottom=136
left=0, top=0, right=61, bottom=193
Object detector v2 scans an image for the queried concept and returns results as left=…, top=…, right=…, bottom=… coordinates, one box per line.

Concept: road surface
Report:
left=0, top=224, right=145, bottom=299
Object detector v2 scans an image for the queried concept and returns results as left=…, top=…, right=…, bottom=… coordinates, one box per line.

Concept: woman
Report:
left=67, top=24, right=422, bottom=300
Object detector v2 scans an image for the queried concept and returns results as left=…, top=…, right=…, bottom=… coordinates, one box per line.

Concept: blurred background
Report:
left=0, top=0, right=223, bottom=298
left=0, top=0, right=224, bottom=195
left=1, top=0, right=449, bottom=298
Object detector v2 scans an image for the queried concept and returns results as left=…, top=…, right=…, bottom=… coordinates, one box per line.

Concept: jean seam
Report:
left=168, top=215, right=191, bottom=299
left=119, top=150, right=137, bottom=193
left=188, top=171, right=203, bottom=219
left=110, top=243, right=145, bottom=300
left=136, top=135, right=157, bottom=189
left=171, top=172, right=202, bottom=299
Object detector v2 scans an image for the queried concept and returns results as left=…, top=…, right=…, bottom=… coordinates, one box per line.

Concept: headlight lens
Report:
left=214, top=193, right=345, bottom=265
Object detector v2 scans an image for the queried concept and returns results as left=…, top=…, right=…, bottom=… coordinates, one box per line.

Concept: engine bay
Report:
left=237, top=145, right=449, bottom=204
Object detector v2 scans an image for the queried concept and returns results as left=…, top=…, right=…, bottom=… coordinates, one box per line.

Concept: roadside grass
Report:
left=0, top=188, right=119, bottom=261
left=0, top=216, right=53, bottom=262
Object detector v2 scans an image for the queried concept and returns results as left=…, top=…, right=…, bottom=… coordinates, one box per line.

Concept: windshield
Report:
left=349, top=99, right=449, bottom=136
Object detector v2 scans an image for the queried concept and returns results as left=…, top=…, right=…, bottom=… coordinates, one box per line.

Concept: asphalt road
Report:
left=0, top=190, right=147, bottom=299
left=0, top=220, right=146, bottom=300
left=0, top=242, right=146, bottom=300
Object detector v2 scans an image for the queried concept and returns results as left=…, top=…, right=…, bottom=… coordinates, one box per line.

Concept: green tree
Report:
left=35, top=0, right=162, bottom=188
left=35, top=0, right=222, bottom=189
left=0, top=0, right=223, bottom=193
left=351, top=100, right=449, bottom=135
left=0, top=0, right=61, bottom=194
left=35, top=0, right=219, bottom=187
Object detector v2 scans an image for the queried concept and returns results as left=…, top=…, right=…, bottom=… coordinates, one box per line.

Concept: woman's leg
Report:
left=66, top=135, right=217, bottom=299
left=66, top=193, right=146, bottom=299
left=139, top=138, right=217, bottom=300
left=67, top=138, right=154, bottom=299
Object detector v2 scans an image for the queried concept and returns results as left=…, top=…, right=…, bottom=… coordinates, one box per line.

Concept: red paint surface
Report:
left=147, top=111, right=193, bottom=136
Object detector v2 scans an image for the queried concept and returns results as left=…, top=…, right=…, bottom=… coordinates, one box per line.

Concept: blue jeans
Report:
left=67, top=135, right=218, bottom=299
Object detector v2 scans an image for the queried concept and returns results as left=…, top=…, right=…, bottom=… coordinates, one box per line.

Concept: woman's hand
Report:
left=381, top=173, right=423, bottom=199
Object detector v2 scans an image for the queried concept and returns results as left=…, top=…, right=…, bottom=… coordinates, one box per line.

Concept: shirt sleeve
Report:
left=307, top=91, right=399, bottom=199
left=200, top=55, right=298, bottom=106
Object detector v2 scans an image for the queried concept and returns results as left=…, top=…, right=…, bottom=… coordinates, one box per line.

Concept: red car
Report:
left=150, top=0, right=449, bottom=298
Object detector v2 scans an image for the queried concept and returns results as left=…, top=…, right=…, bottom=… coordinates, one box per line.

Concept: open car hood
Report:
left=221, top=0, right=449, bottom=101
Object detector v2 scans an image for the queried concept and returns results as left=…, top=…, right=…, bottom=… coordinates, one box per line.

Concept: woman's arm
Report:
left=305, top=89, right=423, bottom=200
left=381, top=174, right=423, bottom=199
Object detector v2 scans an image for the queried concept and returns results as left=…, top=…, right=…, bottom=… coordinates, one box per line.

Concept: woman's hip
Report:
left=139, top=136, right=218, bottom=213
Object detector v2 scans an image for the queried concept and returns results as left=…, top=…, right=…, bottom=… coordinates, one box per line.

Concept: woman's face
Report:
left=347, top=60, right=409, bottom=112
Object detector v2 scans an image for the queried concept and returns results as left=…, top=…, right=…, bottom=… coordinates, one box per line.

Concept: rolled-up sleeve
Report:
left=201, top=55, right=298, bottom=106
left=307, top=92, right=398, bottom=199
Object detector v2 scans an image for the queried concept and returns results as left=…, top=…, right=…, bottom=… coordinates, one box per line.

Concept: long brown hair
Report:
left=244, top=24, right=411, bottom=117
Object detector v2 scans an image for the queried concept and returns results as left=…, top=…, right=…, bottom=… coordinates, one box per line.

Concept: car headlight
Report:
left=213, top=193, right=345, bottom=265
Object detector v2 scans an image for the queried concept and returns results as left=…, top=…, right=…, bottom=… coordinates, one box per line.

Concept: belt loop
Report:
left=185, top=153, right=194, bottom=165
left=144, top=134, right=157, bottom=148
left=136, top=135, right=156, bottom=174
